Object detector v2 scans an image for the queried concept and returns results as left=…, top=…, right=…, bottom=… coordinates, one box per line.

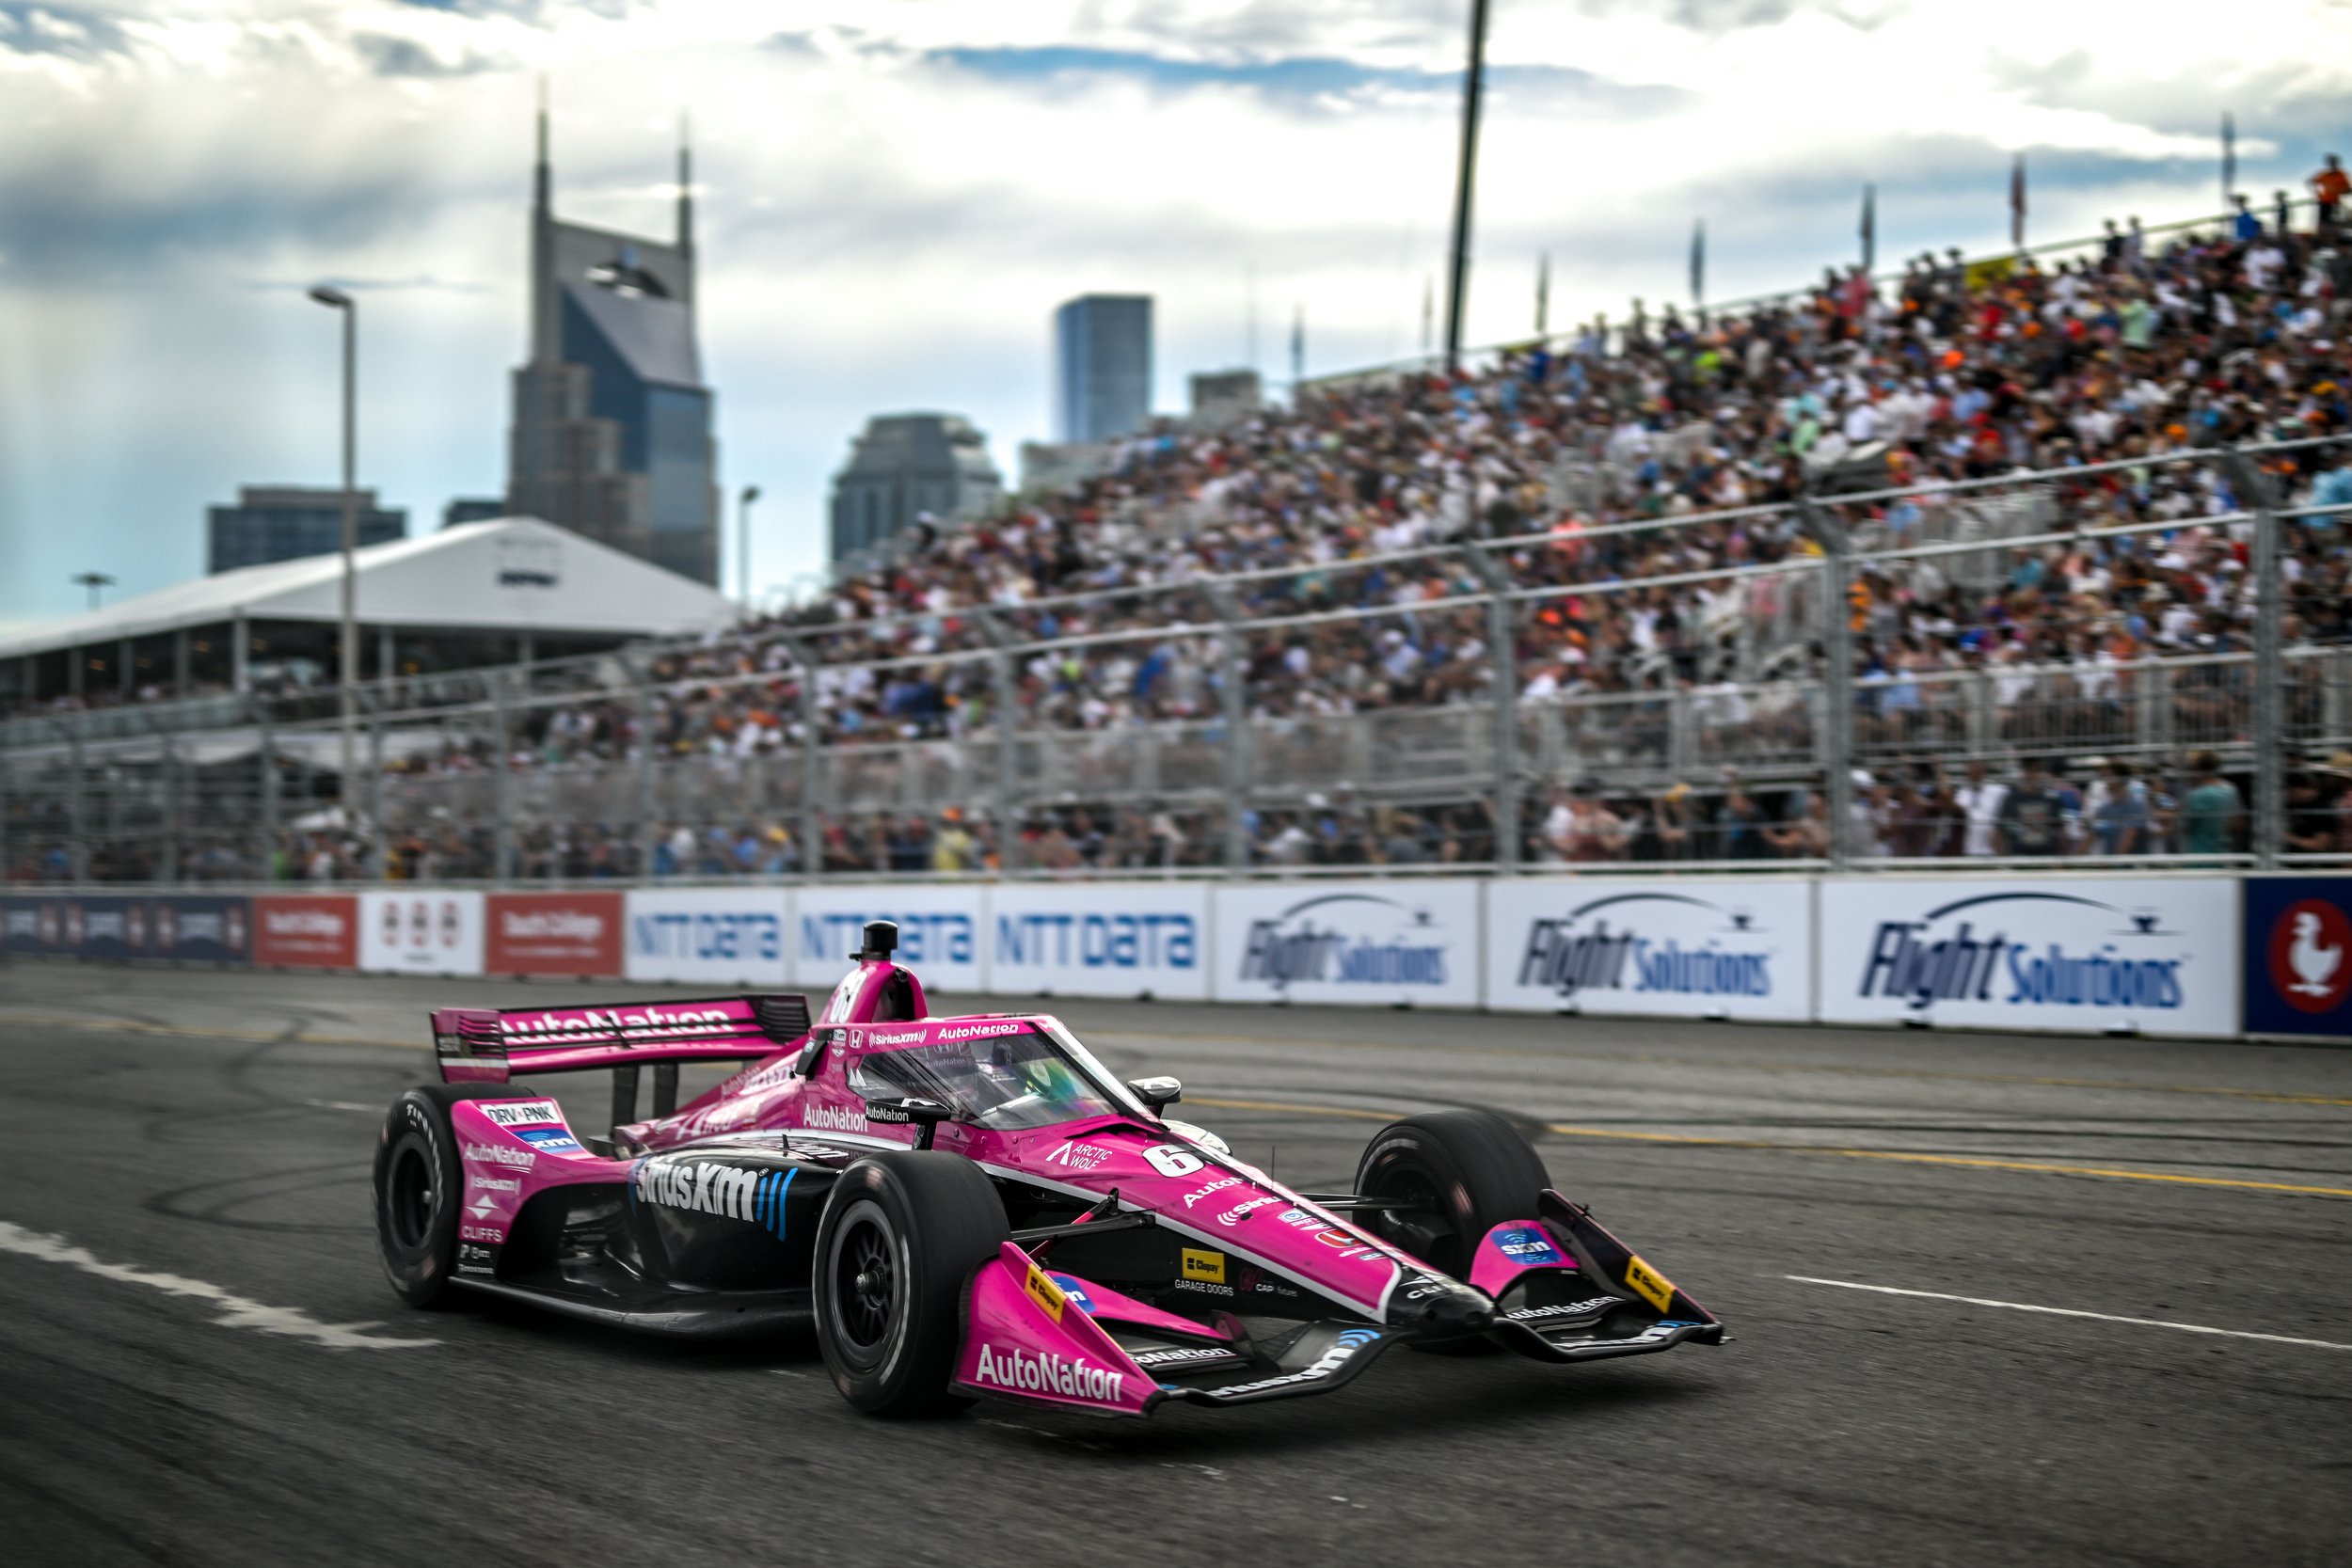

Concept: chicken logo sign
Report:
left=2246, top=881, right=2352, bottom=1036
left=2269, top=900, right=2350, bottom=1013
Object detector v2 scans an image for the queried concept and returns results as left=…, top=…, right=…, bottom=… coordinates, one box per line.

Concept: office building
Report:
left=442, top=498, right=506, bottom=530
left=829, top=414, right=1004, bottom=566
left=1018, top=440, right=1112, bottom=497
left=505, top=111, right=720, bottom=585
left=207, top=486, right=405, bottom=575
left=1052, top=294, right=1152, bottom=444
left=1188, top=368, right=1263, bottom=430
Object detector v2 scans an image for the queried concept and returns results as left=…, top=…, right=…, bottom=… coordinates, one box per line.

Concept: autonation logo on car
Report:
left=1819, top=880, right=2235, bottom=1037
left=1486, top=881, right=1811, bottom=1021
left=1215, top=883, right=1479, bottom=1006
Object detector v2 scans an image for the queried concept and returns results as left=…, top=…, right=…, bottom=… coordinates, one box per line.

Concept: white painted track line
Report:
left=1785, top=1275, right=2352, bottom=1352
left=0, top=1219, right=437, bottom=1349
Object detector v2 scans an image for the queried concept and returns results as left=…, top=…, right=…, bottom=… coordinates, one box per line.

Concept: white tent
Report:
left=0, top=516, right=734, bottom=661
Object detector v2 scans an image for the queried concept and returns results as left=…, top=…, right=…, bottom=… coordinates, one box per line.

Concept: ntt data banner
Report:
left=358, top=890, right=486, bottom=977
left=790, top=886, right=984, bottom=994
left=987, top=883, right=1210, bottom=1000
left=1486, top=879, right=1812, bottom=1021
left=624, top=888, right=790, bottom=986
left=1211, top=880, right=1481, bottom=1007
left=1817, top=879, right=2238, bottom=1037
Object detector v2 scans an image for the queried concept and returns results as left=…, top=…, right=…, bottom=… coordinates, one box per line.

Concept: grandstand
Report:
left=6, top=198, right=2352, bottom=883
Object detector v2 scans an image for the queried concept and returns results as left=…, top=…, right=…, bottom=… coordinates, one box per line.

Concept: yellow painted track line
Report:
left=1189, top=1096, right=2352, bottom=1200
left=1101, top=1030, right=2352, bottom=1111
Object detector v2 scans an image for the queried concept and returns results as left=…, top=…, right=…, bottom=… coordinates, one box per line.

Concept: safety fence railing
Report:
left=7, top=438, right=2352, bottom=883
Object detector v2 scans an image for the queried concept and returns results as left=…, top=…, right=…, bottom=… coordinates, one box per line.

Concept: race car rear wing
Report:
left=432, top=994, right=812, bottom=1126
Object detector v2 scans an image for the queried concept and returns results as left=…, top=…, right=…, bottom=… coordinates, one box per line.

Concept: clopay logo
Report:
left=1238, top=895, right=1448, bottom=990
left=1518, top=893, right=1773, bottom=1000
left=1856, top=892, right=2186, bottom=1012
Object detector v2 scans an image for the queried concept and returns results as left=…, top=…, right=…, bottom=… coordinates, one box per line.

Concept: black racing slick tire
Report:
left=1357, top=1109, right=1549, bottom=1353
left=813, top=1151, right=1009, bottom=1418
left=373, top=1084, right=505, bottom=1309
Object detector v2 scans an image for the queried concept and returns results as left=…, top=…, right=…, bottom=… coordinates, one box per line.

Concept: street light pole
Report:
left=308, top=286, right=358, bottom=820
left=70, top=572, right=116, bottom=611
left=1441, top=0, right=1493, bottom=374
left=738, top=485, right=762, bottom=612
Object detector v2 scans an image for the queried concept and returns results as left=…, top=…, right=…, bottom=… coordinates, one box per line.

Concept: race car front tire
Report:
left=813, top=1151, right=1009, bottom=1418
left=1356, top=1108, right=1549, bottom=1352
left=373, top=1084, right=506, bottom=1309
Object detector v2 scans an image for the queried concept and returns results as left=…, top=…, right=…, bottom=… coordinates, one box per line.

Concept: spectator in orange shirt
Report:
left=2312, top=154, right=2349, bottom=231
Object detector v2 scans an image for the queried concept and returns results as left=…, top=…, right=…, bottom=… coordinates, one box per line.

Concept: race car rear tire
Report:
left=1356, top=1109, right=1550, bottom=1354
left=813, top=1151, right=1009, bottom=1418
left=373, top=1084, right=508, bottom=1310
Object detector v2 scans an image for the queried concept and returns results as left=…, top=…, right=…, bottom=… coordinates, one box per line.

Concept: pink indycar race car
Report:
left=373, top=920, right=1724, bottom=1417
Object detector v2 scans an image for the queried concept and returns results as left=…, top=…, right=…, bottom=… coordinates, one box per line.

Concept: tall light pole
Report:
left=737, top=485, right=762, bottom=612
left=308, top=285, right=358, bottom=816
left=1441, top=0, right=1493, bottom=373
left=71, top=572, right=115, bottom=611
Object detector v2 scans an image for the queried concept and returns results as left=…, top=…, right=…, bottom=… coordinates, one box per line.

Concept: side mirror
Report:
left=863, top=1095, right=953, bottom=1150
left=1127, top=1076, right=1182, bottom=1111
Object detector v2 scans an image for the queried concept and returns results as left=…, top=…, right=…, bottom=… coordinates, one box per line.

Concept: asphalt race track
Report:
left=2, top=963, right=2348, bottom=1567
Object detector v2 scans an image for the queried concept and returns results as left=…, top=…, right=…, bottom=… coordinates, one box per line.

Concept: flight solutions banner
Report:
left=1486, top=879, right=1813, bottom=1021
left=1210, top=880, right=1481, bottom=1007
left=1816, top=878, right=2238, bottom=1037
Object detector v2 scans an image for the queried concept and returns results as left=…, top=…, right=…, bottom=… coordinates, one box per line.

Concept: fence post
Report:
left=1801, top=499, right=1855, bottom=869
left=2225, top=450, right=2283, bottom=867
left=627, top=655, right=659, bottom=879
left=156, top=722, right=180, bottom=885
left=1208, top=585, right=1250, bottom=871
left=52, top=721, right=87, bottom=884
left=976, top=611, right=1021, bottom=876
left=491, top=672, right=515, bottom=883
left=780, top=635, right=824, bottom=878
left=255, top=701, right=278, bottom=882
left=366, top=690, right=386, bottom=880
left=1461, top=546, right=1518, bottom=870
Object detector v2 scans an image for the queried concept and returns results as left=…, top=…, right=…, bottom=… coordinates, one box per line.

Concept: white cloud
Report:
left=1, top=0, right=2349, bottom=615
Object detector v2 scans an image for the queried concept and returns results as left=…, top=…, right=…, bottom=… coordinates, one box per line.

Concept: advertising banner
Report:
left=1211, top=880, right=1482, bottom=1007
left=1486, top=879, right=1812, bottom=1020
left=987, top=882, right=1211, bottom=1000
left=1817, top=879, right=2238, bottom=1037
left=485, top=891, right=623, bottom=977
left=358, top=890, right=485, bottom=976
left=790, top=886, right=985, bottom=994
left=148, top=895, right=252, bottom=963
left=2243, top=877, right=2352, bottom=1037
left=0, top=896, right=44, bottom=955
left=623, top=888, right=791, bottom=986
left=253, top=895, right=358, bottom=968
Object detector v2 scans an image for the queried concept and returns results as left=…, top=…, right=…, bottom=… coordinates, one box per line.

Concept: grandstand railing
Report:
left=5, top=436, right=2350, bottom=883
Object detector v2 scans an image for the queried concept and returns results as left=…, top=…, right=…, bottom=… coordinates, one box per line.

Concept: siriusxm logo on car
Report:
left=994, top=912, right=1198, bottom=971
left=1518, top=894, right=1774, bottom=1000
left=1239, top=895, right=1448, bottom=990
left=1857, top=893, right=2185, bottom=1012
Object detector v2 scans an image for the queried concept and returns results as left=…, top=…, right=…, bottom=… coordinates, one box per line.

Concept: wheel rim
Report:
left=1366, top=1160, right=1465, bottom=1275
left=828, top=1205, right=901, bottom=1369
left=388, top=1144, right=435, bottom=1251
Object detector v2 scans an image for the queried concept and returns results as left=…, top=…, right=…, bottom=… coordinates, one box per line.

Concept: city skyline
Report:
left=2, top=1, right=2346, bottom=625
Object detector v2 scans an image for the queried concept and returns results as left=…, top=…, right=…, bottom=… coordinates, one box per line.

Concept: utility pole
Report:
left=1441, top=0, right=1493, bottom=373
left=308, top=285, right=359, bottom=822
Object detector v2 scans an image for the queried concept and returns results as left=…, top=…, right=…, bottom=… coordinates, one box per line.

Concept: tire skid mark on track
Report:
left=0, top=1219, right=436, bottom=1348
left=144, top=1160, right=373, bottom=1236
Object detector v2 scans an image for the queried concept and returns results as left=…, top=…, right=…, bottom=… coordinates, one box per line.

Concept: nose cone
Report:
left=1391, top=1274, right=1496, bottom=1338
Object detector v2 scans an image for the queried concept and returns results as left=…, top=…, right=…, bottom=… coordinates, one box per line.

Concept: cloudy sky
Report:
left=1, top=0, right=2347, bottom=624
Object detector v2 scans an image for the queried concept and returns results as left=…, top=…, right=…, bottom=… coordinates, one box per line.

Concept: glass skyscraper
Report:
left=1052, top=294, right=1153, bottom=444
left=206, top=487, right=405, bottom=575
left=505, top=113, right=720, bottom=585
